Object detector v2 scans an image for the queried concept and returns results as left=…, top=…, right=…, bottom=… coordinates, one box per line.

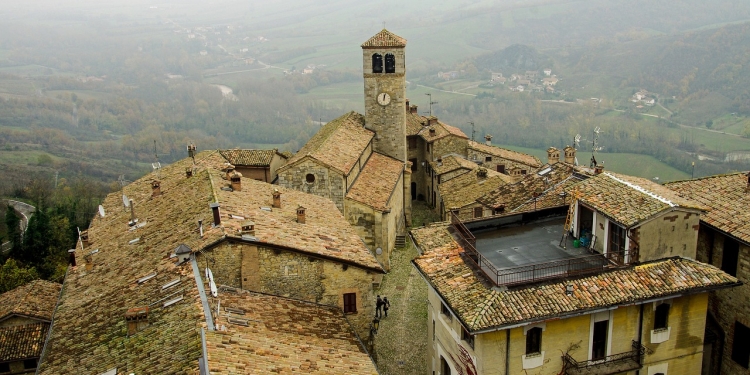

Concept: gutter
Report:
left=35, top=268, right=68, bottom=375
left=192, top=253, right=215, bottom=331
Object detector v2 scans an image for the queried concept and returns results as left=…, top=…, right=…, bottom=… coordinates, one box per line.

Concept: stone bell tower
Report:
left=362, top=29, right=407, bottom=162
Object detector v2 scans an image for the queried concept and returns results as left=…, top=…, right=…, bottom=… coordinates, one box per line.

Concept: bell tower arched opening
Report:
left=372, top=53, right=383, bottom=73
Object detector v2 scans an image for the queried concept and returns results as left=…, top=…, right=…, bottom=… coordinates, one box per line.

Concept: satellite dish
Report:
left=123, top=195, right=130, bottom=207
left=207, top=268, right=218, bottom=297
left=98, top=205, right=106, bottom=217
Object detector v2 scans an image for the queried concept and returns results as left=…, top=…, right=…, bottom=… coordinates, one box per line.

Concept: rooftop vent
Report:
left=210, top=203, right=221, bottom=226
left=297, top=206, right=306, bottom=224
left=240, top=220, right=256, bottom=236
left=272, top=189, right=281, bottom=208
left=175, top=244, right=192, bottom=263
left=125, top=306, right=150, bottom=335
left=230, top=171, right=242, bottom=191
left=151, top=180, right=162, bottom=197
left=485, top=134, right=493, bottom=146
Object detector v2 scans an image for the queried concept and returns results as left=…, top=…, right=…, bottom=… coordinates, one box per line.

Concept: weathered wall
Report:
left=234, top=166, right=268, bottom=182
left=276, top=158, right=346, bottom=212
left=432, top=137, right=468, bottom=163
left=467, top=148, right=534, bottom=175
left=638, top=210, right=700, bottom=261
left=268, top=154, right=288, bottom=182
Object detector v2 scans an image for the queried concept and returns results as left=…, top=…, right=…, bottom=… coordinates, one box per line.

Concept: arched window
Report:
left=372, top=53, right=383, bottom=73
left=384, top=53, right=396, bottom=73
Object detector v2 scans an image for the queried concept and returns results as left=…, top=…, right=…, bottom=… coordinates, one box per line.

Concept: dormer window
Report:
left=372, top=53, right=383, bottom=73
left=385, top=53, right=395, bottom=73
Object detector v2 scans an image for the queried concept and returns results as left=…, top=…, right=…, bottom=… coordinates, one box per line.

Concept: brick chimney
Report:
left=210, top=203, right=221, bottom=226
left=547, top=147, right=560, bottom=165
left=84, top=254, right=93, bottom=271
left=429, top=127, right=436, bottom=135
left=405, top=98, right=410, bottom=109
left=151, top=180, right=161, bottom=197
left=241, top=220, right=255, bottom=236
left=80, top=230, right=90, bottom=248
left=564, top=145, right=576, bottom=164
left=224, top=165, right=235, bottom=180
left=485, top=134, right=493, bottom=146
left=272, top=189, right=281, bottom=208
left=296, top=206, right=306, bottom=224
left=410, top=105, right=418, bottom=114
left=509, top=166, right=523, bottom=182
left=230, top=171, right=242, bottom=191
left=68, top=249, right=76, bottom=266
left=477, top=167, right=488, bottom=179
left=427, top=117, right=438, bottom=126
left=594, top=163, right=604, bottom=175
left=186, top=167, right=193, bottom=178
left=125, top=306, right=150, bottom=335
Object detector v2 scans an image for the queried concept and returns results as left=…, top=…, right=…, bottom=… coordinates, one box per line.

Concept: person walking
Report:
left=376, top=295, right=383, bottom=318
left=383, top=297, right=390, bottom=317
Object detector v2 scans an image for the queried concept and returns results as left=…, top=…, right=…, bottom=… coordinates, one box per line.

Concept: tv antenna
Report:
left=469, top=122, right=475, bottom=141
left=425, top=93, right=438, bottom=117
left=152, top=140, right=162, bottom=179
left=573, top=134, right=581, bottom=166
left=590, top=127, right=603, bottom=168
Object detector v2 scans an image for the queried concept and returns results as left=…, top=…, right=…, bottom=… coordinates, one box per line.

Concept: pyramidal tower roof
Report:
left=361, top=29, right=407, bottom=48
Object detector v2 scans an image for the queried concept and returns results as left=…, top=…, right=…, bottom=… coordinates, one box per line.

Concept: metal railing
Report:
left=563, top=341, right=645, bottom=375
left=449, top=211, right=629, bottom=287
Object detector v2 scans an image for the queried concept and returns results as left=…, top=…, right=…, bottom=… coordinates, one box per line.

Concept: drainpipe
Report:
left=505, top=329, right=510, bottom=375
left=635, top=303, right=644, bottom=375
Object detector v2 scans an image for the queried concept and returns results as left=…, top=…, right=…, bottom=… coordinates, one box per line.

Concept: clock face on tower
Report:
left=377, top=92, right=391, bottom=106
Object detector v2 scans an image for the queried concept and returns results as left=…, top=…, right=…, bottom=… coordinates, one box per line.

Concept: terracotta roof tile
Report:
left=429, top=155, right=479, bottom=176
left=574, top=172, right=708, bottom=227
left=0, top=323, right=48, bottom=362
left=0, top=280, right=60, bottom=322
left=206, top=290, right=377, bottom=375
left=219, top=149, right=284, bottom=167
left=666, top=172, right=750, bottom=244
left=411, top=223, right=739, bottom=332
left=467, top=141, right=542, bottom=168
left=280, top=112, right=372, bottom=175
left=440, top=169, right=513, bottom=209
left=361, top=29, right=406, bottom=48
left=346, top=153, right=404, bottom=211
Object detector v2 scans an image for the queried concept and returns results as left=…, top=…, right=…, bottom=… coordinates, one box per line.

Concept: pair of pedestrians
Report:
left=375, top=295, right=390, bottom=318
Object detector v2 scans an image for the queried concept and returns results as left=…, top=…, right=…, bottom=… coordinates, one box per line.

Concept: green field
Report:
left=497, top=144, right=691, bottom=182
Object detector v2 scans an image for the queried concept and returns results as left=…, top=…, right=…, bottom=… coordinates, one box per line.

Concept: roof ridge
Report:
left=604, top=172, right=675, bottom=207
left=665, top=171, right=747, bottom=185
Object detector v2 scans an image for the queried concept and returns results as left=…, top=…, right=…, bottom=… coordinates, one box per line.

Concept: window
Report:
left=654, top=303, right=669, bottom=330
left=473, top=207, right=483, bottom=218
left=526, top=327, right=542, bottom=355
left=432, top=320, right=435, bottom=341
left=485, top=156, right=492, bottom=162
left=408, top=137, right=417, bottom=149
left=24, top=359, right=37, bottom=369
left=372, top=53, right=383, bottom=73
left=343, top=293, right=357, bottom=313
left=608, top=222, right=626, bottom=255
left=410, top=158, right=418, bottom=172
left=732, top=321, right=750, bottom=368
left=497, top=165, right=506, bottom=174
left=494, top=206, right=505, bottom=215
left=384, top=53, right=395, bottom=73
left=0, top=363, right=9, bottom=373
left=441, top=302, right=452, bottom=320
left=305, top=173, right=315, bottom=183
left=462, top=326, right=475, bottom=349
left=722, top=237, right=739, bottom=277
left=592, top=320, right=609, bottom=360
left=440, top=356, right=452, bottom=375
left=521, top=169, right=527, bottom=175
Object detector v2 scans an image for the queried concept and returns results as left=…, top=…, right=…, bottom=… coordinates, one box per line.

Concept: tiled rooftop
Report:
left=219, top=149, right=284, bottom=167
left=346, top=152, right=404, bottom=211
left=39, top=150, right=381, bottom=374
left=205, top=289, right=376, bottom=375
left=411, top=223, right=739, bottom=332
left=0, top=279, right=60, bottom=322
left=573, top=172, right=708, bottom=227
left=361, top=29, right=406, bottom=48
left=405, top=112, right=469, bottom=142
left=0, top=322, right=48, bottom=362
left=429, top=155, right=480, bottom=176
left=440, top=169, right=512, bottom=210
left=280, top=112, right=373, bottom=175
left=467, top=141, right=542, bottom=168
left=666, top=172, right=750, bottom=244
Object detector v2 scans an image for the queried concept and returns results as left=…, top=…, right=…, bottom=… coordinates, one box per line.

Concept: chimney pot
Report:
left=477, top=167, right=488, bottom=178
left=125, top=306, right=150, bottom=335
left=272, top=189, right=281, bottom=208
left=485, top=134, right=493, bottom=146
left=186, top=167, right=193, bottom=178
left=564, top=145, right=576, bottom=164
left=547, top=147, right=560, bottom=165
left=230, top=171, right=242, bottom=191
left=210, top=203, right=221, bottom=226
left=429, top=127, right=436, bottom=134
left=68, top=249, right=76, bottom=267
left=80, top=230, right=90, bottom=248
left=151, top=180, right=161, bottom=197
left=410, top=105, right=418, bottom=114
left=241, top=220, right=256, bottom=236
left=594, top=164, right=604, bottom=174
left=296, top=206, right=306, bottom=224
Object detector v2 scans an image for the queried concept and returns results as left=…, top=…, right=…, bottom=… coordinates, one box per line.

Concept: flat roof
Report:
left=474, top=218, right=595, bottom=270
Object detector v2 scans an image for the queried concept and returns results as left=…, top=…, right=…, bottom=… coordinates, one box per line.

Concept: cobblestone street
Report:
left=372, top=213, right=430, bottom=375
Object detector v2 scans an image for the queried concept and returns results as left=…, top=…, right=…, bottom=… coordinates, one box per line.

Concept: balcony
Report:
left=562, top=341, right=646, bottom=375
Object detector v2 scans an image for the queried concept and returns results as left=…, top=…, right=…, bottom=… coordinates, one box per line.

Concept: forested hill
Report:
left=559, top=22, right=750, bottom=125
left=473, top=44, right=551, bottom=73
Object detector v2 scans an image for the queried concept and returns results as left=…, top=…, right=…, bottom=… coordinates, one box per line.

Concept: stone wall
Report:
left=276, top=158, right=346, bottom=212
left=467, top=148, right=534, bottom=175
left=638, top=210, right=700, bottom=261
left=432, top=137, right=468, bottom=163
left=235, top=166, right=268, bottom=182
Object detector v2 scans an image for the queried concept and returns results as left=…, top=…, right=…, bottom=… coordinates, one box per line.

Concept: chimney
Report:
left=241, top=220, right=255, bottom=236
left=477, top=167, right=488, bottom=179
left=210, top=203, right=221, bottom=226
left=68, top=249, right=76, bottom=267
left=547, top=147, right=560, bottom=165
left=198, top=219, right=204, bottom=237
left=594, top=163, right=604, bottom=175
left=230, top=172, right=242, bottom=191
left=84, top=254, right=93, bottom=271
left=175, top=244, right=192, bottom=263
left=437, top=157, right=442, bottom=166
left=509, top=167, right=523, bottom=182
left=80, top=230, right=90, bottom=248
left=564, top=145, right=576, bottom=164
left=125, top=306, right=150, bottom=335
left=428, top=117, right=438, bottom=126
left=129, top=199, right=137, bottom=225
left=187, top=144, right=196, bottom=159
left=296, top=206, right=306, bottom=224
left=485, top=134, right=493, bottom=146
left=429, top=127, right=436, bottom=135
left=224, top=165, right=235, bottom=180
left=410, top=105, right=418, bottom=114
left=186, top=167, right=193, bottom=178
left=746, top=171, right=750, bottom=191
left=405, top=98, right=410, bottom=109
left=151, top=180, right=161, bottom=197
left=272, top=189, right=281, bottom=208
